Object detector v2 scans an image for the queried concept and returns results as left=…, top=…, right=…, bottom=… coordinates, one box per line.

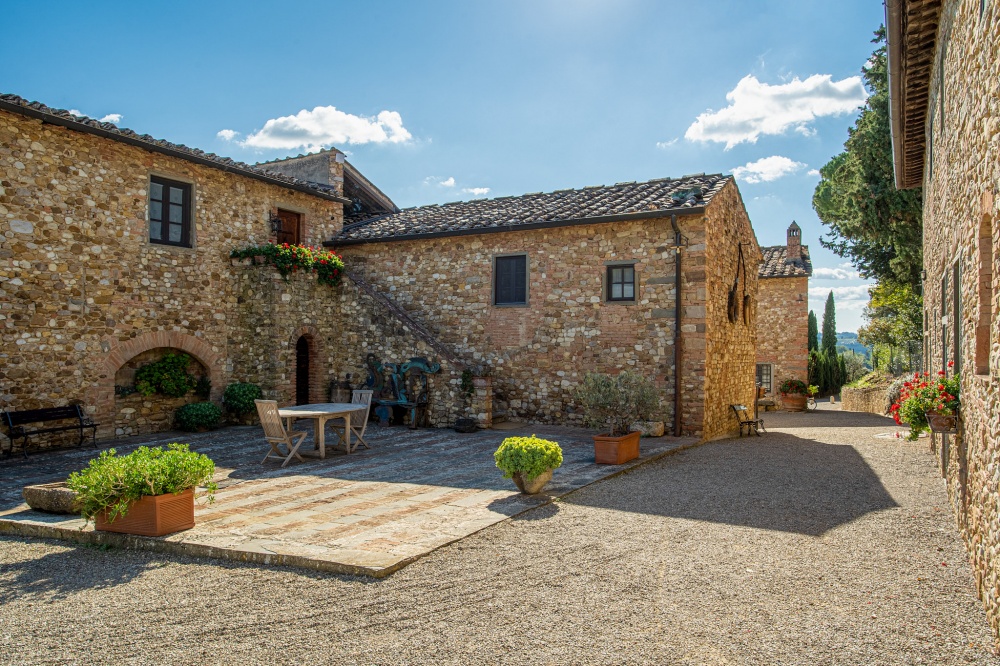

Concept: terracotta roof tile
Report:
left=336, top=174, right=731, bottom=243
left=759, top=245, right=812, bottom=278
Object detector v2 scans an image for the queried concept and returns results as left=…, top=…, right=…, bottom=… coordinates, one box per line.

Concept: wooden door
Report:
left=296, top=336, right=310, bottom=405
left=275, top=209, right=301, bottom=246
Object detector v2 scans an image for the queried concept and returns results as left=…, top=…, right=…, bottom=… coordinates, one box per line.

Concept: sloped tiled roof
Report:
left=335, top=174, right=731, bottom=244
left=0, top=93, right=350, bottom=203
left=759, top=245, right=812, bottom=278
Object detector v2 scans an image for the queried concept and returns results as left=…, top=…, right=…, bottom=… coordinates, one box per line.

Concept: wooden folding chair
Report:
left=255, top=399, right=307, bottom=467
left=331, top=390, right=373, bottom=452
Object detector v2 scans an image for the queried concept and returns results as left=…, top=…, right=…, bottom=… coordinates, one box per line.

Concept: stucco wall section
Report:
left=756, top=276, right=809, bottom=387
left=0, top=109, right=343, bottom=442
left=920, top=0, right=1000, bottom=644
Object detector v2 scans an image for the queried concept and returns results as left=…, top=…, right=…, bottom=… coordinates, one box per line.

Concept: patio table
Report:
left=277, top=403, right=366, bottom=459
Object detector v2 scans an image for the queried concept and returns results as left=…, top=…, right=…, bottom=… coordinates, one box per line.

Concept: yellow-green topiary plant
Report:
left=494, top=435, right=563, bottom=482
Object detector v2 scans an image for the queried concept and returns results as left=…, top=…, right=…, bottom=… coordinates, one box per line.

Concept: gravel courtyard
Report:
left=2, top=408, right=996, bottom=665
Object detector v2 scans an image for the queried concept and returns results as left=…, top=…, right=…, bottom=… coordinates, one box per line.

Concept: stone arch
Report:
left=287, top=325, right=326, bottom=404
left=86, top=331, right=225, bottom=436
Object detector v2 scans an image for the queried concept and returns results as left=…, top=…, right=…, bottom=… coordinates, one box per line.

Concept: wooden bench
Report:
left=731, top=404, right=764, bottom=438
left=364, top=354, right=441, bottom=428
left=2, top=405, right=99, bottom=458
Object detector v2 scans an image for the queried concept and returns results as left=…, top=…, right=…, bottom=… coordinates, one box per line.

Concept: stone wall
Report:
left=920, top=0, right=1000, bottom=643
left=0, top=108, right=343, bottom=445
left=702, top=181, right=760, bottom=441
left=840, top=386, right=889, bottom=416
left=756, top=276, right=809, bottom=388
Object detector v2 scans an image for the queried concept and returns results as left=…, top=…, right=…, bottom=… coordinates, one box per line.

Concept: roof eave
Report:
left=887, top=0, right=914, bottom=189
left=0, top=99, right=352, bottom=205
left=326, top=205, right=708, bottom=247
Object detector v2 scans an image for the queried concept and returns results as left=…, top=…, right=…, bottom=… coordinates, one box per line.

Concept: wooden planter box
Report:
left=95, top=488, right=195, bottom=537
left=594, top=431, right=641, bottom=464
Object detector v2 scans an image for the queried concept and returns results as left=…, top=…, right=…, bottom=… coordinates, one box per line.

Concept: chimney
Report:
left=786, top=221, right=802, bottom=262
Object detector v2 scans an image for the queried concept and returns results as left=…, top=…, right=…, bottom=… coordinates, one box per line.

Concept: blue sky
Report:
left=2, top=0, right=885, bottom=332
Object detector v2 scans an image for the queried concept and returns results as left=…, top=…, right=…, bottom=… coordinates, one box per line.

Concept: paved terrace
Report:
left=0, top=422, right=696, bottom=576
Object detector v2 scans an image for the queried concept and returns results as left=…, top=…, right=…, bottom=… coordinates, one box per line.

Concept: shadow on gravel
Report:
left=761, top=409, right=895, bottom=430
left=566, top=436, right=899, bottom=536
left=0, top=545, right=154, bottom=602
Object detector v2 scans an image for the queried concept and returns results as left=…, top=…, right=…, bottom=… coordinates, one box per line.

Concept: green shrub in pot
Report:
left=494, top=435, right=563, bottom=484
left=174, top=402, right=222, bottom=431
left=223, top=382, right=263, bottom=416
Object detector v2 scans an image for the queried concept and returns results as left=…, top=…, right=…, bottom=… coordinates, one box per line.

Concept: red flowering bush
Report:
left=231, top=242, right=344, bottom=287
left=889, top=362, right=960, bottom=440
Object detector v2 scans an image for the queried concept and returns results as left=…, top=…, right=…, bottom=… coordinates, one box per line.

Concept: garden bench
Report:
left=1, top=405, right=99, bottom=458
left=731, top=404, right=764, bottom=438
left=364, top=354, right=441, bottom=428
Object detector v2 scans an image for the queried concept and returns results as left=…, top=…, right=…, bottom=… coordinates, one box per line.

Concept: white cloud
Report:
left=809, top=284, right=874, bottom=310
left=440, top=177, right=456, bottom=187
left=685, top=74, right=867, bottom=149
left=236, top=105, right=412, bottom=151
left=731, top=155, right=805, bottom=184
left=217, top=129, right=239, bottom=141
left=807, top=168, right=820, bottom=176
left=812, top=267, right=861, bottom=280
left=69, top=109, right=123, bottom=124
left=655, top=138, right=679, bottom=149
left=462, top=187, right=490, bottom=197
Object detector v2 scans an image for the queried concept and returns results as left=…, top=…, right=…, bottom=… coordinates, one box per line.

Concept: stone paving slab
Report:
left=0, top=423, right=697, bottom=576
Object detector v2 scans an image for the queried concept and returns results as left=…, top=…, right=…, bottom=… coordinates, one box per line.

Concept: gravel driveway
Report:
left=2, top=408, right=996, bottom=665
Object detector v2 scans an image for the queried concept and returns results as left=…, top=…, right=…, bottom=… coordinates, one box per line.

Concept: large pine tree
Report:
left=822, top=291, right=837, bottom=356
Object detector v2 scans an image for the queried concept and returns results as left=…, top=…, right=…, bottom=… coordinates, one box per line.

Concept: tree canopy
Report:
left=858, top=281, right=923, bottom=348
left=812, top=27, right=924, bottom=290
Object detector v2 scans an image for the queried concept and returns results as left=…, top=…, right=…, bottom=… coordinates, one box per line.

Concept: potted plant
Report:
left=494, top=435, right=563, bottom=494
left=66, top=443, right=217, bottom=536
left=174, top=402, right=222, bottom=432
left=779, top=378, right=809, bottom=412
left=890, top=364, right=960, bottom=440
left=575, top=371, right=659, bottom=464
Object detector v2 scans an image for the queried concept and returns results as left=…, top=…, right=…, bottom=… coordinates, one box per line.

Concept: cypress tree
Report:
left=808, top=310, right=819, bottom=351
left=822, top=291, right=837, bottom=356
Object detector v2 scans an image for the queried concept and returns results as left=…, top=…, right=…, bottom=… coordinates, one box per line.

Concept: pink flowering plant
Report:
left=230, top=242, right=345, bottom=287
left=889, top=361, right=960, bottom=440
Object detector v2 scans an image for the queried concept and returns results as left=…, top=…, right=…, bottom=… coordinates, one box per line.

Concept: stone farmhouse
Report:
left=0, top=91, right=760, bottom=451
left=755, top=221, right=812, bottom=393
left=887, top=0, right=1000, bottom=641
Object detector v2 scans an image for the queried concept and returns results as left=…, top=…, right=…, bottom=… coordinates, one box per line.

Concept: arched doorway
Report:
left=296, top=336, right=310, bottom=405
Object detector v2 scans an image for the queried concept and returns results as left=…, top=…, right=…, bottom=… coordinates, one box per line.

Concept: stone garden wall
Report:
left=840, top=386, right=889, bottom=417
left=919, top=0, right=1000, bottom=642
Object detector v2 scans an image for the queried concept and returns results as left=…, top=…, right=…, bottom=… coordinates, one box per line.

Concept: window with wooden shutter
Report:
left=493, top=255, right=528, bottom=306
left=149, top=176, right=192, bottom=247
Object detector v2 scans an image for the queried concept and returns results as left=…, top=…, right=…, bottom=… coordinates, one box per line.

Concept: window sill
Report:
left=493, top=303, right=529, bottom=308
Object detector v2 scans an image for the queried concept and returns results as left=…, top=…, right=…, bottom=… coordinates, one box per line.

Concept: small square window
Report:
left=149, top=176, right=191, bottom=247
left=606, top=264, right=636, bottom=302
left=494, top=255, right=527, bottom=306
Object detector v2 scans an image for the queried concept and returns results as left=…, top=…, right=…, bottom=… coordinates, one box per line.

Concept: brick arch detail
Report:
left=287, top=325, right=327, bottom=405
left=86, top=331, right=225, bottom=434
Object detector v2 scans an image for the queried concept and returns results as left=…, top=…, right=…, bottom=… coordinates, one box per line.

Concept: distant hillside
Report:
left=817, top=331, right=869, bottom=358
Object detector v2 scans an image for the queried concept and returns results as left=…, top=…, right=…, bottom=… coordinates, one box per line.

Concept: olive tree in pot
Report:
left=67, top=443, right=217, bottom=537
left=494, top=435, right=563, bottom=494
left=575, top=371, right=659, bottom=464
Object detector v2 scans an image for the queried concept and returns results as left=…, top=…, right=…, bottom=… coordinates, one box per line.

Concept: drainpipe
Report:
left=671, top=214, right=683, bottom=437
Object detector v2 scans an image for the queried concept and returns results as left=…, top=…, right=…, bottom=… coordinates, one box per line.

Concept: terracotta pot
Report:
left=593, top=430, right=641, bottom=464
left=511, top=469, right=553, bottom=494
left=253, top=255, right=266, bottom=265
left=925, top=411, right=958, bottom=434
left=95, top=488, right=195, bottom=537
left=782, top=394, right=807, bottom=412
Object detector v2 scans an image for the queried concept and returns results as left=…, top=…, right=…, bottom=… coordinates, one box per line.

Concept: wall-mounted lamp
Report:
left=268, top=213, right=283, bottom=235
left=920, top=269, right=927, bottom=281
